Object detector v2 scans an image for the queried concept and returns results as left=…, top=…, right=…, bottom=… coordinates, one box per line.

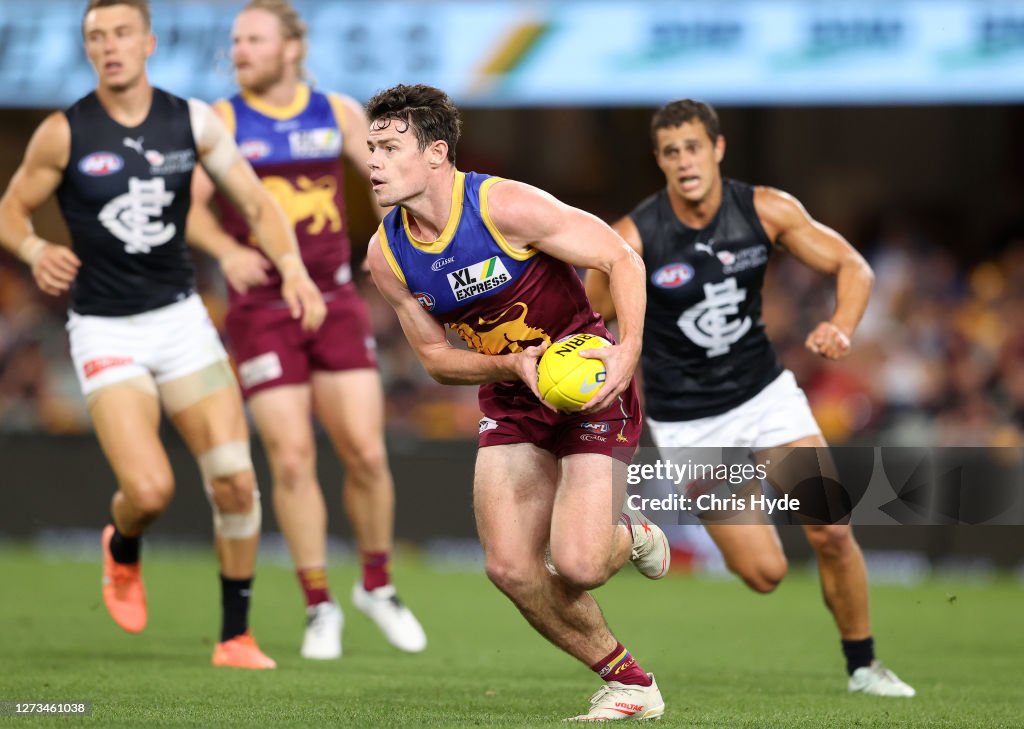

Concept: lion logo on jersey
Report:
left=450, top=302, right=550, bottom=355
left=262, top=175, right=342, bottom=235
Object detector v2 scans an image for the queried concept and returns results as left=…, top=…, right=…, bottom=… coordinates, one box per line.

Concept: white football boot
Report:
left=352, top=583, right=427, bottom=653
left=300, top=601, right=343, bottom=660
left=566, top=673, right=665, bottom=721
left=620, top=505, right=671, bottom=579
left=848, top=661, right=916, bottom=697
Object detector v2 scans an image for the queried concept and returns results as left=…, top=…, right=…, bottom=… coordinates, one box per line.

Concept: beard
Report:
left=235, top=62, right=286, bottom=95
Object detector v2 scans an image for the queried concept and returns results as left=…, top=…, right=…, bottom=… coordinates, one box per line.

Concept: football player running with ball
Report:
left=365, top=84, right=670, bottom=721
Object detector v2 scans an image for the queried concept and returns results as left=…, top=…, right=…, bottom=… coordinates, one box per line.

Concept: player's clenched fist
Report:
left=28, top=239, right=81, bottom=296
left=805, top=321, right=851, bottom=360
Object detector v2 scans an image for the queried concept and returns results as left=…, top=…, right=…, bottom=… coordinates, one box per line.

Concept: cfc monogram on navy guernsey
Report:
left=56, top=89, right=198, bottom=317
left=632, top=178, right=783, bottom=421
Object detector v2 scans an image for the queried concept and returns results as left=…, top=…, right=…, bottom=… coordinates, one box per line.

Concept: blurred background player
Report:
left=187, top=0, right=425, bottom=659
left=586, top=99, right=915, bottom=697
left=0, top=0, right=325, bottom=667
left=365, top=83, right=670, bottom=721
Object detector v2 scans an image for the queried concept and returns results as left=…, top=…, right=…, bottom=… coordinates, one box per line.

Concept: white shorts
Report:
left=67, top=294, right=229, bottom=397
left=646, top=370, right=822, bottom=450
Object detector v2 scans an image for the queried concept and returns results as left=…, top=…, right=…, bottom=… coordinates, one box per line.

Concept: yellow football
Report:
left=537, top=333, right=611, bottom=411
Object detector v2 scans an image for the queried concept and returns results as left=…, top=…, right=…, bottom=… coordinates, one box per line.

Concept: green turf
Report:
left=0, top=547, right=1021, bottom=728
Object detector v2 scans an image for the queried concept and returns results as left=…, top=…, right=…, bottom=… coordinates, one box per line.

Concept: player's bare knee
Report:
left=806, top=524, right=853, bottom=561
left=734, top=553, right=787, bottom=593
left=555, top=562, right=609, bottom=592
left=269, top=443, right=316, bottom=492
left=549, top=548, right=611, bottom=591
left=123, top=474, right=174, bottom=518
left=341, top=441, right=388, bottom=485
left=485, top=557, right=541, bottom=600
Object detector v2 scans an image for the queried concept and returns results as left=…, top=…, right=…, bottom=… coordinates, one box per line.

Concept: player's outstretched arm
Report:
left=186, top=164, right=271, bottom=294
left=188, top=98, right=324, bottom=331
left=755, top=187, right=874, bottom=360
left=366, top=232, right=549, bottom=400
left=0, top=112, right=81, bottom=296
left=584, top=215, right=644, bottom=325
left=485, top=180, right=646, bottom=412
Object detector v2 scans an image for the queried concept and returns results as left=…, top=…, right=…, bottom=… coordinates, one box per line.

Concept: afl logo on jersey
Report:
left=239, top=139, right=271, bottom=161
left=79, top=152, right=124, bottom=177
left=652, top=263, right=694, bottom=289
left=414, top=292, right=436, bottom=312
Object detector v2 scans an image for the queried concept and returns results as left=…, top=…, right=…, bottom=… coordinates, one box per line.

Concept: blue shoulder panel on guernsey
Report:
left=378, top=171, right=537, bottom=317
left=229, top=86, right=342, bottom=167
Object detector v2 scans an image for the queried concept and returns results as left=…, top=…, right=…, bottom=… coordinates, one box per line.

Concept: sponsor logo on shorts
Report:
left=447, top=257, right=511, bottom=301
left=414, top=292, right=436, bottom=312
left=579, top=422, right=609, bottom=434
left=83, top=356, right=133, bottom=379
left=479, top=417, right=499, bottom=433
left=651, top=262, right=694, bottom=289
left=79, top=152, right=124, bottom=177
left=239, top=138, right=272, bottom=161
left=238, top=352, right=283, bottom=389
left=335, top=263, right=352, bottom=286
left=581, top=433, right=607, bottom=442
left=431, top=255, right=456, bottom=272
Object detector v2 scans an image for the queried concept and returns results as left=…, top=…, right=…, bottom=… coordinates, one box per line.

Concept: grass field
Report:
left=0, top=546, right=1021, bottom=728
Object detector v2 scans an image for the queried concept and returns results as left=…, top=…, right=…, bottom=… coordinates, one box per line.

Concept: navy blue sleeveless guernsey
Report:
left=57, top=88, right=197, bottom=316
left=632, top=179, right=782, bottom=421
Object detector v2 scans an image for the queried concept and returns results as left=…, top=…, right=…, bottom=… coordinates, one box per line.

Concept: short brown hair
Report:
left=651, top=99, right=721, bottom=149
left=83, top=0, right=151, bottom=32
left=241, top=0, right=308, bottom=72
left=366, top=84, right=462, bottom=164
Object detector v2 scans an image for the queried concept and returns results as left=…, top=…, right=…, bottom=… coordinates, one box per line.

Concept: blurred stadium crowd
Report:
left=3, top=215, right=1023, bottom=447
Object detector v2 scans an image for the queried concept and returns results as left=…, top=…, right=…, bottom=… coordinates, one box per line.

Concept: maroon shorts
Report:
left=225, top=285, right=377, bottom=399
left=477, top=379, right=642, bottom=464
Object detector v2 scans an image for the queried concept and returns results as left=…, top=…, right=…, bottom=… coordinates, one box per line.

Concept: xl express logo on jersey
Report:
left=289, top=128, right=342, bottom=159
left=447, top=256, right=511, bottom=301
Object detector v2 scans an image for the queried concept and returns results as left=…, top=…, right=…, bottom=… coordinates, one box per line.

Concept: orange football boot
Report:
left=101, top=524, right=147, bottom=633
left=212, top=631, right=277, bottom=669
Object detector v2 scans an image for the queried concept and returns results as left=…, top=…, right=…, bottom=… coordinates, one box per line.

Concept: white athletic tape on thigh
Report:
left=158, top=359, right=235, bottom=415
left=198, top=440, right=261, bottom=538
